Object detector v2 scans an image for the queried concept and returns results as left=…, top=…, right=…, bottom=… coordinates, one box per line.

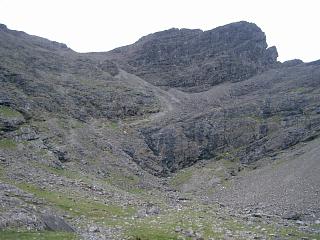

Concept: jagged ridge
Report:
left=105, top=21, right=278, bottom=92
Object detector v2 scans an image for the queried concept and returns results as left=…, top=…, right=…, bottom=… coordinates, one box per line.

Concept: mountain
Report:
left=103, top=21, right=278, bottom=92
left=0, top=22, right=319, bottom=240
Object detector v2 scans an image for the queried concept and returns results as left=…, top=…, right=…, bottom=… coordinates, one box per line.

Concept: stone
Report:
left=146, top=205, right=160, bottom=215
left=195, top=232, right=204, bottom=240
left=41, top=214, right=75, bottom=232
left=136, top=209, right=147, bottom=218
left=184, top=228, right=195, bottom=237
left=252, top=213, right=263, bottom=218
left=89, top=226, right=100, bottom=232
left=283, top=212, right=302, bottom=220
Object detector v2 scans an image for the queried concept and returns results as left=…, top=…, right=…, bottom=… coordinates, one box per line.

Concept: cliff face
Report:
left=107, top=21, right=278, bottom=92
left=140, top=64, right=320, bottom=171
left=92, top=21, right=319, bottom=173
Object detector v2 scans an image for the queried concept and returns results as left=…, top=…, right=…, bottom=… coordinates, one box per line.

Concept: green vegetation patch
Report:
left=290, top=87, right=306, bottom=94
left=128, top=226, right=179, bottom=240
left=169, top=168, right=193, bottom=188
left=125, top=205, right=223, bottom=240
left=101, top=121, right=119, bottom=130
left=0, top=138, right=17, bottom=149
left=106, top=171, right=140, bottom=190
left=0, top=231, right=77, bottom=240
left=276, top=226, right=320, bottom=240
left=16, top=183, right=135, bottom=225
left=0, top=106, right=23, bottom=118
left=39, top=164, right=86, bottom=182
left=0, top=165, right=5, bottom=179
left=248, top=115, right=263, bottom=123
left=70, top=120, right=85, bottom=129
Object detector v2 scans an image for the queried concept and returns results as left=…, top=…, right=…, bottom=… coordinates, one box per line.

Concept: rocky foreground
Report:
left=0, top=22, right=319, bottom=239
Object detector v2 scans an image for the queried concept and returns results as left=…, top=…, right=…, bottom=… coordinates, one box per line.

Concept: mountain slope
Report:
left=212, top=136, right=320, bottom=219
left=0, top=22, right=319, bottom=240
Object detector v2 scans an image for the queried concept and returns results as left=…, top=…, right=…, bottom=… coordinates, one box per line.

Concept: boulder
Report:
left=41, top=214, right=75, bottom=232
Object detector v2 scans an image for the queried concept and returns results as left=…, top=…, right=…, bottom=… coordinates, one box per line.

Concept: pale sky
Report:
left=0, top=0, right=319, bottom=62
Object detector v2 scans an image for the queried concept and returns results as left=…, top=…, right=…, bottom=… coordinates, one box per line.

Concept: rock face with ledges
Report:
left=107, top=21, right=278, bottom=92
left=139, top=63, right=320, bottom=172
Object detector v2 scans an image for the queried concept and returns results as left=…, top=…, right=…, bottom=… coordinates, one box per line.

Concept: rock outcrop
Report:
left=107, top=21, right=279, bottom=92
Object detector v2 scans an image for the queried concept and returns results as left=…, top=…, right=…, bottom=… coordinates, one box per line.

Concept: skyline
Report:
left=1, top=0, right=319, bottom=62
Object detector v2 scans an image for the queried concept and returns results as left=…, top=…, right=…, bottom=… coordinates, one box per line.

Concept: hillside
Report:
left=0, top=22, right=319, bottom=240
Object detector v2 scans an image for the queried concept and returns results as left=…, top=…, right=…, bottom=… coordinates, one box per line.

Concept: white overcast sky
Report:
left=0, top=0, right=319, bottom=62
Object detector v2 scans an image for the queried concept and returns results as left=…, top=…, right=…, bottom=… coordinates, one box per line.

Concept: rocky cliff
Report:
left=106, top=21, right=278, bottom=92
left=90, top=21, right=320, bottom=173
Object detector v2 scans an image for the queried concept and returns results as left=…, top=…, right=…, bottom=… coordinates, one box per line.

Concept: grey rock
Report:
left=195, top=232, right=204, bottom=240
left=136, top=209, right=147, bottom=218
left=296, top=220, right=305, bottom=225
left=42, top=214, right=75, bottom=232
left=282, top=59, right=304, bottom=67
left=109, top=21, right=279, bottom=92
left=252, top=213, right=263, bottom=218
left=88, top=226, right=100, bottom=232
left=184, top=228, right=195, bottom=237
left=146, top=205, right=160, bottom=215
left=283, top=212, right=302, bottom=220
